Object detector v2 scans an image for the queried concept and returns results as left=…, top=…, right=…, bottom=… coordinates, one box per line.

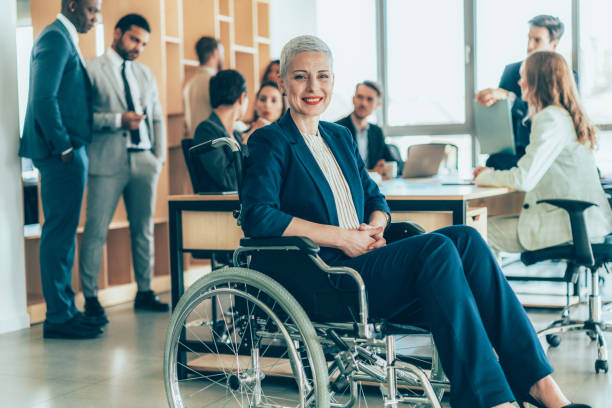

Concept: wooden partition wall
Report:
left=24, top=0, right=271, bottom=323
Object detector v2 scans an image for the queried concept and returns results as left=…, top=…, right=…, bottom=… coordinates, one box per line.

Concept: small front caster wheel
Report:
left=595, top=359, right=608, bottom=374
left=546, top=334, right=561, bottom=347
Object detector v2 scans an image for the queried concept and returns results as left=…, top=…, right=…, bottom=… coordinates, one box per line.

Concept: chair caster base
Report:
left=595, top=359, right=608, bottom=374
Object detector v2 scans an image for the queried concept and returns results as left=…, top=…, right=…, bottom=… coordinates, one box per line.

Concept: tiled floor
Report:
left=2, top=273, right=612, bottom=407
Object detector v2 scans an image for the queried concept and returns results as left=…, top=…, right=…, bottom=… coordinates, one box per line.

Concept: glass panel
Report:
left=387, top=135, right=473, bottom=179
left=316, top=0, right=377, bottom=122
left=386, top=0, right=465, bottom=126
left=476, top=0, right=572, bottom=91
left=580, top=0, right=612, bottom=124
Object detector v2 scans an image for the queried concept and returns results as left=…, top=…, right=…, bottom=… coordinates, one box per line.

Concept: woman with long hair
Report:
left=242, top=81, right=285, bottom=144
left=475, top=51, right=612, bottom=256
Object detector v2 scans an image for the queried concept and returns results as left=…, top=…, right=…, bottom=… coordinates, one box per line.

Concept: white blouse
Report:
left=301, top=131, right=360, bottom=230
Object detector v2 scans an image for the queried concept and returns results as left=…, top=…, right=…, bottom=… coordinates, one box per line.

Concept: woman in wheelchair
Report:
left=240, top=36, right=588, bottom=408
left=474, top=51, right=612, bottom=256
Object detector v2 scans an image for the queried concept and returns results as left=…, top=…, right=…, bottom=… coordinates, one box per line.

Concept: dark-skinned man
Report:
left=19, top=0, right=103, bottom=339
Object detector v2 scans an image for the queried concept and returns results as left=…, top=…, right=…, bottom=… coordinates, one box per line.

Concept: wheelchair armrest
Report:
left=536, top=199, right=597, bottom=266
left=239, top=236, right=320, bottom=255
left=384, top=221, right=426, bottom=243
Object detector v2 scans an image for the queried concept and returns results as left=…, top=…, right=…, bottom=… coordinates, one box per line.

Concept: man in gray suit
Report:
left=79, top=14, right=168, bottom=321
left=19, top=0, right=103, bottom=339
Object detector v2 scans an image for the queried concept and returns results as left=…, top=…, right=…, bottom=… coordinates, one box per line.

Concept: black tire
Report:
left=164, top=267, right=330, bottom=407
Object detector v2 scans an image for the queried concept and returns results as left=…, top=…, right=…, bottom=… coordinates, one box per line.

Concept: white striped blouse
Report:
left=301, top=131, right=360, bottom=230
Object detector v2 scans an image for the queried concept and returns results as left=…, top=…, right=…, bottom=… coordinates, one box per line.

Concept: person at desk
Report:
left=476, top=15, right=574, bottom=170
left=79, top=13, right=169, bottom=320
left=336, top=81, right=401, bottom=176
left=193, top=69, right=248, bottom=192
left=475, top=51, right=612, bottom=257
left=242, top=81, right=285, bottom=144
left=183, top=36, right=224, bottom=138
left=19, top=0, right=103, bottom=339
left=241, top=35, right=587, bottom=408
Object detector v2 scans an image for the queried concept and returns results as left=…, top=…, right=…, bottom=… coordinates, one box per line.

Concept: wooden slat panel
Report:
left=182, top=211, right=243, bottom=250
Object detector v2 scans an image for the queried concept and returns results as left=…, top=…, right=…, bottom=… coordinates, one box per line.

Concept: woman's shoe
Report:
left=519, top=395, right=591, bottom=408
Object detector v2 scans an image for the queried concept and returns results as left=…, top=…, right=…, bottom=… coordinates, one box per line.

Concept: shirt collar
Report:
left=107, top=47, right=126, bottom=69
left=199, top=66, right=217, bottom=75
left=56, top=13, right=79, bottom=46
left=350, top=114, right=369, bottom=132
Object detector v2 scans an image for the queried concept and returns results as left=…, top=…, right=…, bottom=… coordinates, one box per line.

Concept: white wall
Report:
left=0, top=0, right=29, bottom=334
left=269, top=0, right=317, bottom=59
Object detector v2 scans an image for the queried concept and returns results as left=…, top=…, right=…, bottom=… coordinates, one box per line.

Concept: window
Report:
left=580, top=0, right=612, bottom=125
left=316, top=0, right=377, bottom=122
left=476, top=0, right=573, bottom=92
left=385, top=0, right=466, bottom=126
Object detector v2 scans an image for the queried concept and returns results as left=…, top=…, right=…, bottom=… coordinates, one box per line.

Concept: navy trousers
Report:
left=33, top=147, right=88, bottom=324
left=330, top=225, right=552, bottom=408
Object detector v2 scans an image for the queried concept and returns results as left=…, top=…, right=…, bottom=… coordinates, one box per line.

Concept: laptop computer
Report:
left=401, top=144, right=447, bottom=178
left=473, top=98, right=516, bottom=155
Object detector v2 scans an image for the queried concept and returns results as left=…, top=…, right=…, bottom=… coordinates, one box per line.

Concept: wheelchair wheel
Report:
left=164, top=267, right=330, bottom=407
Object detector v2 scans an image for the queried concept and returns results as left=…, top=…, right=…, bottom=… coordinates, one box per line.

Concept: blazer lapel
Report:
left=101, top=53, right=128, bottom=110
left=320, top=125, right=364, bottom=221
left=279, top=112, right=338, bottom=226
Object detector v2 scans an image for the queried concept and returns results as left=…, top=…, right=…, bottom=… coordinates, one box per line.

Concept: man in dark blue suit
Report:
left=19, top=0, right=103, bottom=339
left=336, top=81, right=401, bottom=176
left=476, top=15, right=573, bottom=170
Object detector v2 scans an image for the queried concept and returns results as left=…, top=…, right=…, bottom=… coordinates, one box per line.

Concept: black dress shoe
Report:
left=43, top=317, right=103, bottom=339
left=134, top=290, right=169, bottom=312
left=84, top=296, right=109, bottom=325
left=520, top=395, right=591, bottom=408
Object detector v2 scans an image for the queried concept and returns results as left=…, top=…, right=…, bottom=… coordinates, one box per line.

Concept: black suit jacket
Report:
left=335, top=114, right=399, bottom=170
left=193, top=112, right=246, bottom=192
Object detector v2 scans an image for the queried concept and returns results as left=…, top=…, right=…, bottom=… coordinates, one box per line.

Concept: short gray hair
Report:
left=279, top=35, right=333, bottom=79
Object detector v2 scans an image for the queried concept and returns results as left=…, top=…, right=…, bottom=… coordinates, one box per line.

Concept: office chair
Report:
left=180, top=138, right=198, bottom=192
left=387, top=143, right=404, bottom=175
left=517, top=199, right=612, bottom=373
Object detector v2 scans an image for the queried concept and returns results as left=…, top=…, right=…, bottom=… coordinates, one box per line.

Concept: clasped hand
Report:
left=340, top=223, right=386, bottom=258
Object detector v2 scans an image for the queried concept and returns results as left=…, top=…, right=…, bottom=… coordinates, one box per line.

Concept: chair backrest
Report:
left=386, top=143, right=404, bottom=175
left=181, top=138, right=198, bottom=192
left=184, top=138, right=243, bottom=194
left=401, top=143, right=458, bottom=178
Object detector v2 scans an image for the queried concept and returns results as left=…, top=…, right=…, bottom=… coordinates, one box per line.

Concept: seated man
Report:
left=192, top=69, right=248, bottom=192
left=336, top=81, right=401, bottom=177
left=476, top=14, right=576, bottom=170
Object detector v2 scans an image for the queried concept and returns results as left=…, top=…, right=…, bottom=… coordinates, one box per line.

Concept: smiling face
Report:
left=255, top=85, right=284, bottom=122
left=280, top=51, right=333, bottom=119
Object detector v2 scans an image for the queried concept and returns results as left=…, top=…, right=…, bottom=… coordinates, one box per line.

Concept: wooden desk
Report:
left=168, top=180, right=521, bottom=308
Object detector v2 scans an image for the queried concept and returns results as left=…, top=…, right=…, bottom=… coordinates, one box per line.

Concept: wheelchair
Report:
left=163, top=138, right=449, bottom=407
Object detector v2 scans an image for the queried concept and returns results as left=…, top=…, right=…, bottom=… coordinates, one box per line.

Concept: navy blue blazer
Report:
left=241, top=111, right=390, bottom=264
left=19, top=19, right=93, bottom=160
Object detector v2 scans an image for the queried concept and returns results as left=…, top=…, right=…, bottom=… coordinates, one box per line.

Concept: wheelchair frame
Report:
left=163, top=238, right=448, bottom=408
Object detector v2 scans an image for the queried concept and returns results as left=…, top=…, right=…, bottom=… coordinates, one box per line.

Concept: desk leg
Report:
left=451, top=200, right=467, bottom=225
left=169, top=202, right=187, bottom=380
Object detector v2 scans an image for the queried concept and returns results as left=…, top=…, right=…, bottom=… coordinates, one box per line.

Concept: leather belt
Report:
left=127, top=148, right=146, bottom=153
